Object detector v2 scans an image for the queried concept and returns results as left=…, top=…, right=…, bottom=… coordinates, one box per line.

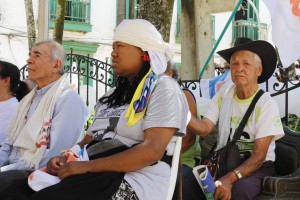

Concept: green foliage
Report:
left=84, top=110, right=95, bottom=133
left=287, top=113, right=300, bottom=132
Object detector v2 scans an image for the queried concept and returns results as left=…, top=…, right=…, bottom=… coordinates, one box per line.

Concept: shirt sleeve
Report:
left=39, top=89, right=89, bottom=168
left=204, top=91, right=221, bottom=125
left=143, top=77, right=189, bottom=136
left=255, top=95, right=284, bottom=141
left=0, top=138, right=13, bottom=167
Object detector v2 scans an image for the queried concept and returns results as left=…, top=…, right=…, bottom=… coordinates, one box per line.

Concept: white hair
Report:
left=253, top=53, right=262, bottom=67
left=230, top=51, right=262, bottom=68
left=34, top=40, right=66, bottom=75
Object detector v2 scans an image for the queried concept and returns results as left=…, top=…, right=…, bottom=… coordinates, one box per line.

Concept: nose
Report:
left=27, top=57, right=33, bottom=64
left=235, top=63, right=244, bottom=72
left=111, top=49, right=117, bottom=57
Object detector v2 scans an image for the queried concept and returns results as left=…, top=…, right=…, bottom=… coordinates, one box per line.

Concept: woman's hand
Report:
left=46, top=156, right=67, bottom=176
left=57, top=161, right=90, bottom=180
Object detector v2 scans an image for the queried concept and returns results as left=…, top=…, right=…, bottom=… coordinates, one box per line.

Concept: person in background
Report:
left=0, top=61, right=30, bottom=146
left=165, top=61, right=201, bottom=200
left=0, top=40, right=89, bottom=193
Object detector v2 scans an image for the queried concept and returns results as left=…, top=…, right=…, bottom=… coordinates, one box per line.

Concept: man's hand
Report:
left=46, top=156, right=67, bottom=176
left=57, top=161, right=90, bottom=180
left=214, top=173, right=235, bottom=200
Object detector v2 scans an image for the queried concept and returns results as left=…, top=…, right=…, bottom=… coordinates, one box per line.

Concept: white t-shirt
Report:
left=87, top=75, right=189, bottom=200
left=205, top=88, right=284, bottom=162
left=0, top=97, right=18, bottom=144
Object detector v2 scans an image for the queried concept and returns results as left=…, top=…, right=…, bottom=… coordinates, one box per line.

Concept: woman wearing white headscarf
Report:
left=0, top=19, right=189, bottom=200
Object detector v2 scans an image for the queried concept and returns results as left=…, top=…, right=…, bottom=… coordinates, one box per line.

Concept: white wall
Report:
left=0, top=0, right=117, bottom=67
left=62, top=0, right=116, bottom=61
left=0, top=0, right=34, bottom=66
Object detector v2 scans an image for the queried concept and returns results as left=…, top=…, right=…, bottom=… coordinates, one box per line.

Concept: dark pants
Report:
left=173, top=160, right=206, bottom=200
left=172, top=164, right=195, bottom=200
left=182, top=161, right=275, bottom=200
left=0, top=170, right=33, bottom=200
left=0, top=144, right=129, bottom=200
left=0, top=170, right=31, bottom=191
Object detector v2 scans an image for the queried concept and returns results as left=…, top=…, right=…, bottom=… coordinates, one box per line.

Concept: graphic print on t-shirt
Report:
left=92, top=107, right=126, bottom=140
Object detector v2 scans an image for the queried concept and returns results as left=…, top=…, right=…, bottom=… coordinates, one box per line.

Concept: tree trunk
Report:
left=129, top=0, right=136, bottom=19
left=181, top=0, right=238, bottom=79
left=24, top=0, right=36, bottom=50
left=117, top=0, right=126, bottom=25
left=195, top=0, right=238, bottom=79
left=180, top=0, right=197, bottom=80
left=138, top=0, right=174, bottom=43
left=53, top=0, right=66, bottom=44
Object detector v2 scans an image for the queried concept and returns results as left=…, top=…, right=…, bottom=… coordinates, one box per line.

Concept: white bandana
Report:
left=113, top=19, right=171, bottom=75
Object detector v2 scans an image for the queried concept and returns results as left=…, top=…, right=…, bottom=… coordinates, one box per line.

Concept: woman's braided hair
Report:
left=0, top=61, right=30, bottom=101
left=99, top=58, right=151, bottom=108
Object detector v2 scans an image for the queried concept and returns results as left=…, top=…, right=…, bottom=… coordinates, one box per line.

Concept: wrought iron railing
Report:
left=50, top=0, right=91, bottom=23
left=20, top=53, right=300, bottom=126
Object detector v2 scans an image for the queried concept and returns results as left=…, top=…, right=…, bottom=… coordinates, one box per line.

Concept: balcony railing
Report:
left=50, top=0, right=91, bottom=23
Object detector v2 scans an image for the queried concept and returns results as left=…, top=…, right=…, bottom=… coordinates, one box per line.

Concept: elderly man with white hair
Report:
left=185, top=40, right=285, bottom=200
left=0, top=40, right=89, bottom=195
left=0, top=19, right=189, bottom=200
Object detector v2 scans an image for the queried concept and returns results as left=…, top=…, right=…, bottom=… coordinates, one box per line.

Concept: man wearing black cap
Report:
left=185, top=40, right=284, bottom=200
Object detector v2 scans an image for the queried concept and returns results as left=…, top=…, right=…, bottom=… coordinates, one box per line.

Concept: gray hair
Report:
left=166, top=60, right=180, bottom=82
left=34, top=40, right=66, bottom=74
left=253, top=53, right=262, bottom=67
left=230, top=51, right=262, bottom=68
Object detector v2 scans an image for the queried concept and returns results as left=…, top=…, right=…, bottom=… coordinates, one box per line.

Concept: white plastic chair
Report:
left=166, top=137, right=182, bottom=200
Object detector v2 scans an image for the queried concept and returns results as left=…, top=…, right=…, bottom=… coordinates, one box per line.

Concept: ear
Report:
left=165, top=69, right=174, bottom=77
left=52, top=60, right=62, bottom=73
left=2, top=77, right=10, bottom=86
left=257, top=63, right=263, bottom=76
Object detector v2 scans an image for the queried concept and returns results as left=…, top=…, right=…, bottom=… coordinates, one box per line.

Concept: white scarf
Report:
left=113, top=19, right=172, bottom=75
left=216, top=84, right=236, bottom=151
left=7, top=74, right=71, bottom=169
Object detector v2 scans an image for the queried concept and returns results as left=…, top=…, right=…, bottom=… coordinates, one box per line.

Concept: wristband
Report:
left=233, top=169, right=243, bottom=179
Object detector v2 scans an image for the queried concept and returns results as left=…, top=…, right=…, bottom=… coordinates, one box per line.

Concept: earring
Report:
left=143, top=53, right=150, bottom=62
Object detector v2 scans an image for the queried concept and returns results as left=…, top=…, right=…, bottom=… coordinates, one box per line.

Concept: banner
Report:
left=263, top=0, right=300, bottom=68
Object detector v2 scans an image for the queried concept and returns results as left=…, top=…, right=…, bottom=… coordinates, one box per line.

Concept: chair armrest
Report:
left=259, top=167, right=300, bottom=199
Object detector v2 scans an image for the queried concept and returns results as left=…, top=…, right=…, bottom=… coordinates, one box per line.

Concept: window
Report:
left=50, top=0, right=92, bottom=32
left=232, top=0, right=261, bottom=41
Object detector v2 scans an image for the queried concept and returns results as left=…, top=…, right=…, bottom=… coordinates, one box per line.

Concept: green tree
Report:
left=138, top=0, right=174, bottom=43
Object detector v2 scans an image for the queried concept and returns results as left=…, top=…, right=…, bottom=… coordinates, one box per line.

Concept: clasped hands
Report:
left=46, top=156, right=89, bottom=180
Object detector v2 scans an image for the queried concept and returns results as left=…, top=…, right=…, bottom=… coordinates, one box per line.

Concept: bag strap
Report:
left=232, top=89, right=265, bottom=141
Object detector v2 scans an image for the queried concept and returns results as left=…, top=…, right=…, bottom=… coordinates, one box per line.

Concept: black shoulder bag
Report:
left=201, top=89, right=264, bottom=181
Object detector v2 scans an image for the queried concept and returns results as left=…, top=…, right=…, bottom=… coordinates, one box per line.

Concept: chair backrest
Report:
left=166, top=137, right=182, bottom=200
left=274, top=126, right=300, bottom=176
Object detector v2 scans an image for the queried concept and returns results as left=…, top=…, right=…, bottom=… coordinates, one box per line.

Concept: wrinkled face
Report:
left=230, top=50, right=262, bottom=87
left=27, top=43, right=59, bottom=87
left=111, top=42, right=143, bottom=80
